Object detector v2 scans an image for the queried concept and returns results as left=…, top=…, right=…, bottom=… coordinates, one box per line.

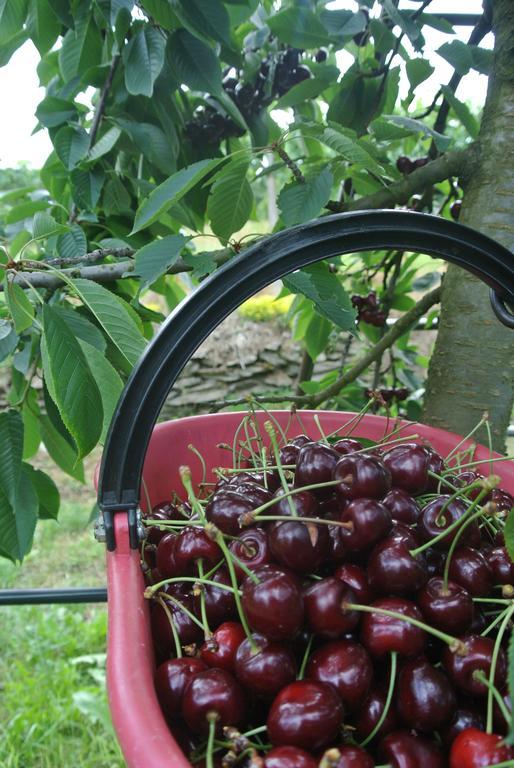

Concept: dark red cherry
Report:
left=383, top=488, right=420, bottom=524
left=173, top=527, right=222, bottom=574
left=425, top=547, right=446, bottom=578
left=205, top=490, right=256, bottom=535
left=334, top=563, right=373, bottom=604
left=418, top=577, right=474, bottom=635
left=267, top=680, right=343, bottom=751
left=490, top=488, right=514, bottom=512
left=396, top=658, right=456, bottom=731
left=321, top=745, right=374, bottom=767
left=425, top=449, right=446, bottom=492
left=295, top=442, right=340, bottom=496
left=229, top=527, right=273, bottom=580
left=333, top=453, right=391, bottom=501
left=304, top=577, right=359, bottom=638
left=448, top=546, right=493, bottom=596
left=182, top=668, right=246, bottom=735
left=279, top=443, right=301, bottom=466
left=268, top=519, right=329, bottom=573
left=450, top=200, right=462, bottom=221
left=194, top=567, right=236, bottom=628
left=242, top=565, right=304, bottom=641
left=273, top=487, right=320, bottom=519
left=360, top=597, right=426, bottom=658
left=155, top=657, right=207, bottom=719
left=382, top=443, right=430, bottom=494
left=396, top=156, right=414, bottom=174
left=151, top=593, right=203, bottom=654
left=442, top=634, right=507, bottom=697
left=353, top=684, right=399, bottom=743
left=378, top=730, right=445, bottom=768
left=264, top=746, right=317, bottom=768
left=155, top=533, right=178, bottom=579
left=418, top=496, right=481, bottom=551
left=441, top=708, right=486, bottom=748
left=234, top=633, right=297, bottom=697
left=141, top=543, right=157, bottom=570
left=333, top=438, right=364, bottom=455
left=233, top=481, right=273, bottom=508
left=449, top=727, right=514, bottom=768
left=290, top=434, right=311, bottom=448
left=367, top=537, right=428, bottom=596
left=489, top=546, right=514, bottom=584
left=145, top=509, right=174, bottom=545
left=339, top=498, right=392, bottom=552
left=306, top=640, right=373, bottom=711
left=200, top=622, right=246, bottom=672
left=455, top=470, right=486, bottom=500
left=389, top=520, right=420, bottom=548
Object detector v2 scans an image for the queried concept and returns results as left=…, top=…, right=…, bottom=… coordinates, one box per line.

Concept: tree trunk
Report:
left=423, top=0, right=514, bottom=452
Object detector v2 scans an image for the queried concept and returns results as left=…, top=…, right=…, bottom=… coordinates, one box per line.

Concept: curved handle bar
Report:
left=98, top=210, right=514, bottom=545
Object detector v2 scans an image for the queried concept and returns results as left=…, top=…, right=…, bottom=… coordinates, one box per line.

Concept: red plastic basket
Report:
left=100, top=410, right=514, bottom=768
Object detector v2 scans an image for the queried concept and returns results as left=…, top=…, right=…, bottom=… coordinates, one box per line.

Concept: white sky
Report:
left=0, top=0, right=491, bottom=169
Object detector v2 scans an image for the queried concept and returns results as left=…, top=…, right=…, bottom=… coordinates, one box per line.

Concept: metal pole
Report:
left=0, top=587, right=108, bottom=605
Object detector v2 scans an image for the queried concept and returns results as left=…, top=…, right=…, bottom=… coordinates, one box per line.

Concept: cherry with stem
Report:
left=265, top=421, right=297, bottom=517
left=360, top=651, right=397, bottom=747
left=485, top=602, right=514, bottom=733
left=156, top=595, right=182, bottom=658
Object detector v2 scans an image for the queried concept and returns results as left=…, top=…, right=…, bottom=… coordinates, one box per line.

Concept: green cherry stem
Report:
left=360, top=652, right=397, bottom=748
left=180, top=466, right=206, bottom=524
left=481, top=606, right=512, bottom=637
left=240, top=479, right=342, bottom=526
left=265, top=420, right=296, bottom=517
left=188, top=444, right=207, bottom=487
left=445, top=413, right=488, bottom=461
left=155, top=596, right=182, bottom=658
left=144, top=576, right=240, bottom=600
left=486, top=602, right=514, bottom=733
left=474, top=671, right=512, bottom=733
left=250, top=514, right=351, bottom=529
left=156, top=591, right=208, bottom=634
left=197, top=559, right=212, bottom=639
left=205, top=712, right=218, bottom=768
left=442, top=503, right=490, bottom=591
left=298, top=635, right=314, bottom=681
left=434, top=480, right=485, bottom=525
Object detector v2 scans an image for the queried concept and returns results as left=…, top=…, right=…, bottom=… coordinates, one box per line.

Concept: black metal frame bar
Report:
left=0, top=588, right=107, bottom=605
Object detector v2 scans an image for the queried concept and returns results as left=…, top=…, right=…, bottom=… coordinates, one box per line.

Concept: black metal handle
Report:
left=98, top=210, right=514, bottom=547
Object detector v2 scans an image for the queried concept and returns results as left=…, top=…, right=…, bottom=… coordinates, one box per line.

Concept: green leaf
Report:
left=382, top=0, right=422, bottom=47
left=23, top=464, right=60, bottom=520
left=308, top=124, right=382, bottom=173
left=132, top=157, right=223, bottom=233
left=52, top=305, right=106, bottom=353
left=58, top=14, right=102, bottom=82
left=27, top=0, right=60, bottom=53
left=0, top=0, right=27, bottom=45
left=207, top=160, right=253, bottom=241
left=440, top=86, right=479, bottom=139
left=22, top=395, right=40, bottom=460
left=54, top=124, right=89, bottom=170
left=5, top=199, right=50, bottom=224
left=33, top=211, right=70, bottom=239
left=168, top=28, right=222, bottom=95
left=278, top=168, right=333, bottom=227
left=77, top=340, right=123, bottom=443
left=0, top=410, right=24, bottom=507
left=406, top=58, right=434, bottom=92
left=380, top=115, right=451, bottom=152
left=4, top=278, right=34, bottom=333
left=172, top=0, right=231, bottom=47
left=305, top=314, right=331, bottom=361
left=103, top=176, right=132, bottom=216
left=132, top=234, right=188, bottom=290
left=182, top=251, right=218, bottom=280
left=320, top=9, right=367, bottom=37
left=56, top=224, right=87, bottom=261
left=39, top=413, right=85, bottom=482
left=35, top=95, right=78, bottom=127
left=0, top=320, right=18, bottom=362
left=284, top=262, right=355, bottom=331
left=123, top=26, right=165, bottom=97
left=140, top=0, right=177, bottom=29
left=268, top=7, right=330, bottom=49
left=70, top=168, right=105, bottom=210
left=42, top=304, right=103, bottom=458
left=0, top=28, right=27, bottom=67
left=70, top=279, right=146, bottom=371
left=275, top=78, right=331, bottom=109
left=0, top=465, right=38, bottom=562
left=437, top=40, right=473, bottom=76
left=115, top=119, right=175, bottom=175
left=87, top=126, right=122, bottom=162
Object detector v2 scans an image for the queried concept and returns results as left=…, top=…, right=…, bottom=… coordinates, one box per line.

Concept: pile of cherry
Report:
left=141, top=424, right=514, bottom=768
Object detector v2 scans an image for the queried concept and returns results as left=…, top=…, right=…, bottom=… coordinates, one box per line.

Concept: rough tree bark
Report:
left=423, top=0, right=514, bottom=451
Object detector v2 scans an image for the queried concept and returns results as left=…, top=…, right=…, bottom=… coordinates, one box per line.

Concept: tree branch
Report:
left=207, top=286, right=442, bottom=411
left=89, top=54, right=120, bottom=147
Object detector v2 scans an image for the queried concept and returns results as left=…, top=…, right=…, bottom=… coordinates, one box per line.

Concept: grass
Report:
left=0, top=453, right=124, bottom=768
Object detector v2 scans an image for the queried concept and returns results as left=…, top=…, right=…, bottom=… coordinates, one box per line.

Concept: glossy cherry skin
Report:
left=333, top=453, right=391, bottom=501
left=455, top=470, right=486, bottom=500
left=449, top=727, right=514, bottom=768
left=295, top=442, right=340, bottom=497
left=489, top=546, right=514, bottom=584
left=334, top=563, right=373, bottom=604
left=424, top=547, right=446, bottom=578
left=396, top=658, right=456, bottom=732
left=232, top=480, right=273, bottom=508
left=448, top=546, right=493, bottom=596
left=155, top=533, right=179, bottom=578
left=425, top=449, right=446, bottom=492
left=264, top=746, right=317, bottom=768
left=353, top=684, right=399, bottom=743
left=234, top=633, right=297, bottom=697
left=173, top=527, right=222, bottom=574
left=360, top=597, right=426, bottom=658
left=306, top=639, right=373, bottom=711
left=333, top=438, right=364, bottom=455
left=418, top=496, right=481, bottom=551
left=268, top=519, right=329, bottom=574
left=241, top=565, right=304, bottom=641
left=291, top=434, right=311, bottom=448
left=194, top=567, right=236, bottom=628
left=273, top=486, right=320, bottom=519
left=205, top=490, right=255, bottom=535
left=304, top=577, right=359, bottom=638
left=339, top=498, right=392, bottom=553
left=321, top=745, right=374, bottom=767
left=367, top=537, right=428, bottom=596
left=490, top=487, right=514, bottom=512
left=442, top=634, right=507, bottom=697
left=145, top=509, right=174, bottom=545
left=229, top=527, right=273, bottom=580
left=389, top=521, right=420, bottom=548
left=279, top=443, right=301, bottom=466
left=267, top=680, right=344, bottom=751
left=382, top=443, right=430, bottom=494
left=151, top=594, right=203, bottom=655
left=441, top=708, right=486, bottom=748
left=418, top=577, right=474, bottom=635
left=154, top=657, right=207, bottom=719
left=200, top=622, right=246, bottom=672
left=382, top=488, right=420, bottom=525
left=378, top=730, right=445, bottom=768
left=182, top=668, right=246, bottom=735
